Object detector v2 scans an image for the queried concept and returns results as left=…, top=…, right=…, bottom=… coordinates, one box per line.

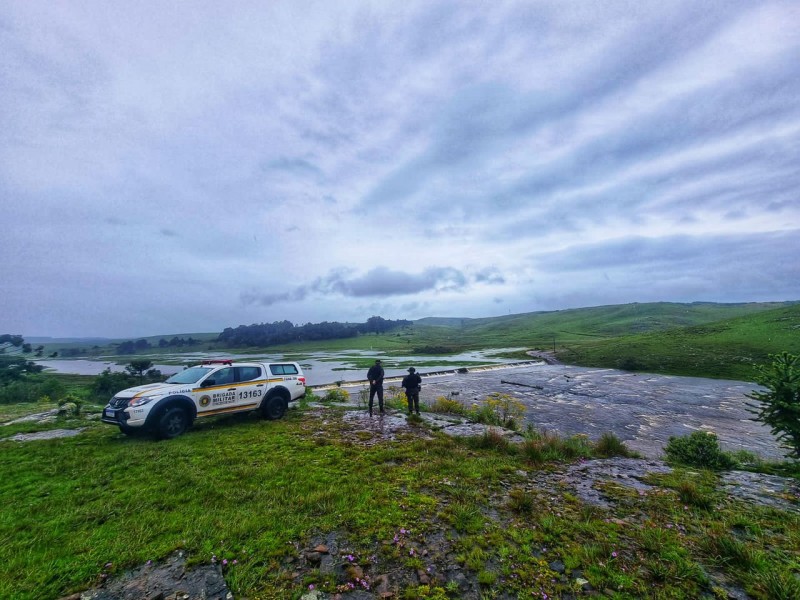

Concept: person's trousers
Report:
left=406, top=391, right=419, bottom=414
left=369, top=384, right=384, bottom=414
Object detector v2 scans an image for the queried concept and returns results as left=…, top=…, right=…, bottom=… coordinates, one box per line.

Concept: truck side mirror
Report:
left=202, top=379, right=215, bottom=388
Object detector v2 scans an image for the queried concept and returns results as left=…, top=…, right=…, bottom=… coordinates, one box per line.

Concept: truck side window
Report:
left=236, top=366, right=262, bottom=382
left=213, top=367, right=235, bottom=385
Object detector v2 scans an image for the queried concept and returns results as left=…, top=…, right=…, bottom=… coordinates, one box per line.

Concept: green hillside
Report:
left=411, top=302, right=793, bottom=351
left=558, top=303, right=800, bottom=381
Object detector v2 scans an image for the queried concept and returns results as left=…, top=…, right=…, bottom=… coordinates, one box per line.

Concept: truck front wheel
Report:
left=119, top=424, right=138, bottom=436
left=157, top=406, right=189, bottom=439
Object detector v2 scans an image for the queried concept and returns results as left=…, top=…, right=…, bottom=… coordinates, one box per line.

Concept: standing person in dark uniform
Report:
left=366, top=359, right=385, bottom=416
left=401, top=367, right=422, bottom=415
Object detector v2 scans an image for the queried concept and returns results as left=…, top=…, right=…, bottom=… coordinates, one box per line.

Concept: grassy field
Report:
left=1, top=399, right=798, bottom=600
left=557, top=304, right=800, bottom=381
left=413, top=302, right=793, bottom=349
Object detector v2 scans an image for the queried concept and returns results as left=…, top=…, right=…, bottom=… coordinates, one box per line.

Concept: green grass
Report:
left=559, top=304, right=800, bottom=381
left=1, top=403, right=798, bottom=599
left=415, top=301, right=793, bottom=349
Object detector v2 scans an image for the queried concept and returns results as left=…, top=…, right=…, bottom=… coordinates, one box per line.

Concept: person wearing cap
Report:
left=401, top=367, right=423, bottom=416
left=366, top=359, right=385, bottom=416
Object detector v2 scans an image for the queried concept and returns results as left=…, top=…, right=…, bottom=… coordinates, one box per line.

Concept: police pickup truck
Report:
left=101, top=360, right=306, bottom=439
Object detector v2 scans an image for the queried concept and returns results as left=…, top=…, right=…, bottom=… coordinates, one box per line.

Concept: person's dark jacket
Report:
left=402, top=372, right=422, bottom=392
left=367, top=364, right=384, bottom=385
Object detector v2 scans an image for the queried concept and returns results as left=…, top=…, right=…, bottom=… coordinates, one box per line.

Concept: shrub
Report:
left=664, top=431, right=735, bottom=470
left=466, top=403, right=501, bottom=426
left=429, top=395, right=466, bottom=414
left=323, top=388, right=350, bottom=403
left=466, top=392, right=526, bottom=429
left=383, top=386, right=407, bottom=410
left=57, top=393, right=84, bottom=417
left=91, top=368, right=138, bottom=403
left=0, top=381, right=33, bottom=404
left=484, top=392, right=525, bottom=428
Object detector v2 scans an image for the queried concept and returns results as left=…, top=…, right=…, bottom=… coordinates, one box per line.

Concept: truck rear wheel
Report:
left=262, top=396, right=287, bottom=420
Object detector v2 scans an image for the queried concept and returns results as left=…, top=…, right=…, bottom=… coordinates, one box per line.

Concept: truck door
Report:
left=197, top=366, right=238, bottom=414
left=234, top=365, right=266, bottom=409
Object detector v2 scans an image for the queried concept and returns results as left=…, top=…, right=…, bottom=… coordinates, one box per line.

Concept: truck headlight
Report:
left=129, top=395, right=157, bottom=407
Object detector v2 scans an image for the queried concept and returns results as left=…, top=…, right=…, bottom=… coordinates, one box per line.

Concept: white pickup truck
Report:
left=101, top=360, right=306, bottom=439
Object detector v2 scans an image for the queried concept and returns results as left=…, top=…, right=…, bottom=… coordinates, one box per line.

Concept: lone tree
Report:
left=747, top=352, right=800, bottom=459
left=126, top=359, right=154, bottom=383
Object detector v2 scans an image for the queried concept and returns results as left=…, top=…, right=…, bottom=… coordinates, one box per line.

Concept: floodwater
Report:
left=35, top=348, right=525, bottom=386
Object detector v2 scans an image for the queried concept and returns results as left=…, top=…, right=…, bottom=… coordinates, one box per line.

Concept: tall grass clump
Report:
left=507, top=488, right=536, bottom=514
left=593, top=432, right=636, bottom=458
left=464, top=427, right=514, bottom=453
left=677, top=481, right=714, bottom=510
left=520, top=429, right=592, bottom=465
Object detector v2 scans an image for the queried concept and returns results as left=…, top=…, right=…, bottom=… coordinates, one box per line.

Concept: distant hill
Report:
left=26, top=337, right=113, bottom=344
left=411, top=301, right=797, bottom=350
left=557, top=303, right=800, bottom=380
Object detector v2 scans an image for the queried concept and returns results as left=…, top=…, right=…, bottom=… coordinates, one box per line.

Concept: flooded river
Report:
left=35, top=349, right=523, bottom=386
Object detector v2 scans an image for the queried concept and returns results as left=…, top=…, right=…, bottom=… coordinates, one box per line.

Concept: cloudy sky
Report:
left=1, top=1, right=799, bottom=338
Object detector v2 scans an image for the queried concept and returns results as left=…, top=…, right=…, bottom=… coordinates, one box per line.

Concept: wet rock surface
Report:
left=363, top=363, right=789, bottom=461
left=2, top=409, right=60, bottom=425
left=58, top=551, right=231, bottom=600
left=8, top=428, right=85, bottom=441
left=720, top=470, right=800, bottom=511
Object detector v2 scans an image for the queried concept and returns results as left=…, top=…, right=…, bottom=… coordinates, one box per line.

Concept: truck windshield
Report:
left=165, top=367, right=213, bottom=384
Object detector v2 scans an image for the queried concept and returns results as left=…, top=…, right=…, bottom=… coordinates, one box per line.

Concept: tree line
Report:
left=115, top=336, right=200, bottom=355
left=217, top=315, right=411, bottom=347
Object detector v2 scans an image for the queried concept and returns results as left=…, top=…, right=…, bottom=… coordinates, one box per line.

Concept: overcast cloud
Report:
left=1, top=1, right=798, bottom=338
